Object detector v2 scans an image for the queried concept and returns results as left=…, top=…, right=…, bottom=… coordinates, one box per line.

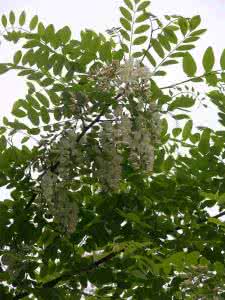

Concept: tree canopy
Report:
left=1, top=0, right=225, bottom=299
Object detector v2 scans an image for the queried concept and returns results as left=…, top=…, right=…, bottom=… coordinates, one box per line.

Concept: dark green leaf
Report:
left=190, top=29, right=207, bottom=36
left=177, top=44, right=195, bottom=51
left=120, top=29, right=130, bottom=41
left=198, top=128, right=211, bottom=154
left=99, top=42, right=112, bottom=62
left=40, top=107, right=50, bottom=124
left=145, top=51, right=156, bottom=66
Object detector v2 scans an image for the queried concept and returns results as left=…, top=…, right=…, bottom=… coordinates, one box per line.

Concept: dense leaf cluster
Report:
left=1, top=0, right=225, bottom=299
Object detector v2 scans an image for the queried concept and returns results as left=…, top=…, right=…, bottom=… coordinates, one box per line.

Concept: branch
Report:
left=14, top=248, right=124, bottom=299
left=160, top=70, right=221, bottom=90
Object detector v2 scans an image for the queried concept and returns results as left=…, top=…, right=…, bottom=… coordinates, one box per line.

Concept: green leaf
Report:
left=169, top=96, right=195, bottom=111
left=177, top=44, right=195, bottom=51
left=124, top=0, right=133, bottom=10
left=137, top=1, right=150, bottom=11
left=158, top=34, right=171, bottom=51
left=99, top=42, right=112, bottom=62
left=120, top=18, right=131, bottom=31
left=145, top=51, right=156, bottom=66
left=1, top=15, right=7, bottom=27
left=151, top=38, right=164, bottom=58
left=23, top=40, right=40, bottom=48
left=40, top=107, right=50, bottom=124
left=135, top=13, right=150, bottom=23
left=13, top=50, right=22, bottom=65
left=172, top=128, right=182, bottom=137
left=178, top=17, right=188, bottom=36
left=183, top=53, right=197, bottom=77
left=190, top=29, right=207, bottom=36
left=134, top=24, right=150, bottom=34
left=220, top=49, right=225, bottom=70
left=182, top=120, right=193, bottom=140
left=198, top=128, right=211, bottom=154
left=161, top=60, right=178, bottom=66
left=202, top=46, right=215, bottom=72
left=58, top=26, right=71, bottom=44
left=29, top=15, right=38, bottom=30
left=189, top=15, right=201, bottom=30
left=0, top=64, right=9, bottom=75
left=36, top=92, right=50, bottom=108
left=133, top=35, right=147, bottom=45
left=9, top=11, right=15, bottom=25
left=120, top=7, right=132, bottom=21
left=120, top=29, right=130, bottom=41
left=19, top=11, right=26, bottom=26
left=27, top=108, right=40, bottom=126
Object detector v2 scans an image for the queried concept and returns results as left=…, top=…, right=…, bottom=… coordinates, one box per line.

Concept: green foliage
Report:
left=0, top=2, right=225, bottom=299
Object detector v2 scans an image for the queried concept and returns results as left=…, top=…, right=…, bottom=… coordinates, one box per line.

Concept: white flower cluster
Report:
left=117, top=58, right=152, bottom=83
left=40, top=131, right=81, bottom=234
left=93, top=101, right=160, bottom=191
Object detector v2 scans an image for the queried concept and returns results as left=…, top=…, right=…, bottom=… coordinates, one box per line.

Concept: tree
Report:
left=0, top=0, right=225, bottom=299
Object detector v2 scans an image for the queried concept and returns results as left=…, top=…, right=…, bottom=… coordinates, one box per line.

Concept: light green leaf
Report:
left=13, top=50, right=22, bottom=65
left=189, top=15, right=201, bottom=30
left=135, top=13, right=150, bottom=23
left=120, top=18, right=131, bottom=31
left=124, top=0, right=133, bottom=10
left=182, top=120, right=193, bottom=140
left=161, top=60, right=178, bottom=66
left=183, top=52, right=197, bottom=77
left=120, top=7, right=132, bottom=21
left=29, top=15, right=38, bottom=30
left=36, top=92, right=50, bottom=108
left=120, top=29, right=130, bottom=41
left=9, top=11, right=15, bottom=25
left=137, top=1, right=150, bottom=11
left=19, top=11, right=26, bottom=26
left=151, top=38, right=164, bottom=58
left=145, top=51, right=156, bottom=66
left=134, top=24, right=150, bottom=34
left=178, top=17, right=188, bottom=36
left=169, top=96, right=195, bottom=111
left=190, top=29, right=207, bottom=36
left=133, top=35, right=147, bottom=45
left=1, top=15, right=7, bottom=27
left=27, top=108, right=40, bottom=126
left=99, top=42, right=112, bottom=62
left=177, top=44, right=195, bottom=51
left=58, top=26, right=71, bottom=44
left=202, top=46, right=214, bottom=72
